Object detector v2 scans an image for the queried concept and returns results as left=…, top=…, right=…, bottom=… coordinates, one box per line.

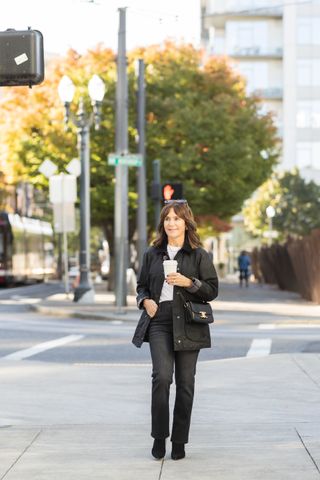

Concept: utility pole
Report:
left=136, top=59, right=147, bottom=271
left=152, top=159, right=161, bottom=231
left=114, top=7, right=128, bottom=308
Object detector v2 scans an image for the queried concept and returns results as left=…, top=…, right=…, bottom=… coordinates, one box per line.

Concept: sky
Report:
left=0, top=0, right=201, bottom=57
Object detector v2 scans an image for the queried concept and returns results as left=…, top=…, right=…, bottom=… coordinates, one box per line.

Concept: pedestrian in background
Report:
left=132, top=200, right=219, bottom=461
left=238, top=250, right=251, bottom=287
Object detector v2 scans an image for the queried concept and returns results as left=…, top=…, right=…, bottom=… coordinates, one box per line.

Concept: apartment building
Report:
left=201, top=0, right=320, bottom=184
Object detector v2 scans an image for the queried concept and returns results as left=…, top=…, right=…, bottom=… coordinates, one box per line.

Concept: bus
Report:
left=0, top=212, right=55, bottom=286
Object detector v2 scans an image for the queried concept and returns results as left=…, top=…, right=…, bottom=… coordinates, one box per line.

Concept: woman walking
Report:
left=132, top=200, right=218, bottom=460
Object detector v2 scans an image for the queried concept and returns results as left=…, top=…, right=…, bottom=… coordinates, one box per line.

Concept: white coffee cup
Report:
left=163, top=260, right=178, bottom=277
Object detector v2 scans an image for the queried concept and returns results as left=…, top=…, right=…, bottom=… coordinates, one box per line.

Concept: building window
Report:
left=297, top=19, right=311, bottom=45
left=296, top=101, right=320, bottom=128
left=297, top=143, right=312, bottom=169
left=297, top=60, right=320, bottom=86
left=236, top=61, right=268, bottom=92
left=297, top=17, right=320, bottom=45
left=297, top=143, right=320, bottom=170
left=313, top=143, right=320, bottom=170
left=226, top=21, right=268, bottom=53
left=297, top=61, right=312, bottom=86
left=238, top=26, right=253, bottom=47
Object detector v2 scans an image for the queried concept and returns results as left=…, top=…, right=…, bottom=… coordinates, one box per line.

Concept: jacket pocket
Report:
left=184, top=321, right=209, bottom=343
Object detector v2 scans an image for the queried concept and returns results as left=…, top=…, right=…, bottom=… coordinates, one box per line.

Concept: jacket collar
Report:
left=156, top=237, right=193, bottom=255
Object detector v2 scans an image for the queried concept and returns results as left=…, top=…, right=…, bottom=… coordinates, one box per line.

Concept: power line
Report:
left=129, top=6, right=180, bottom=19
left=129, top=8, right=179, bottom=24
left=79, top=1, right=182, bottom=24
left=81, top=0, right=181, bottom=18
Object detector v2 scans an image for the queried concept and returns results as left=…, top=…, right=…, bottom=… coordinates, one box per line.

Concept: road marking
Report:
left=73, top=362, right=151, bottom=367
left=1, top=335, right=84, bottom=361
left=259, top=323, right=320, bottom=329
left=246, top=338, right=272, bottom=357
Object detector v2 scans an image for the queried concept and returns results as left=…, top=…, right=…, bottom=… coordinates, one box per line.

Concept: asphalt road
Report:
left=0, top=282, right=320, bottom=365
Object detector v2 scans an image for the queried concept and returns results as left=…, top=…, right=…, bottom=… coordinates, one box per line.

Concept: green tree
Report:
left=140, top=44, right=278, bottom=219
left=0, top=42, right=278, bottom=245
left=243, top=169, right=320, bottom=240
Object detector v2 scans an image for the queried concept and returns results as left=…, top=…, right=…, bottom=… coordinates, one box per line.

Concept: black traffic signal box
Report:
left=0, top=28, right=44, bottom=87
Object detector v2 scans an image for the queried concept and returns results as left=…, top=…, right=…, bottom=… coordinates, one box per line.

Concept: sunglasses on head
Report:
left=164, top=199, right=188, bottom=205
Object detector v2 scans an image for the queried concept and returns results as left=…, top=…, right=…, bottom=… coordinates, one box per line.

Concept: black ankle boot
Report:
left=152, top=439, right=166, bottom=459
left=171, top=442, right=185, bottom=460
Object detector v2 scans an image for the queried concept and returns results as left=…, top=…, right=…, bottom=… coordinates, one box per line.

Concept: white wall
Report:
left=282, top=1, right=297, bottom=171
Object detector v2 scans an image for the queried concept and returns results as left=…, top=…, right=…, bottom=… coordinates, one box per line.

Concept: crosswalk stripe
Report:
left=259, top=323, right=320, bottom=329
left=246, top=338, right=272, bottom=357
left=1, top=335, right=84, bottom=361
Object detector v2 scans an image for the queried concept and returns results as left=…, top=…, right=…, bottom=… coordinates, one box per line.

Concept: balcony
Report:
left=252, top=87, right=283, bottom=99
left=231, top=46, right=283, bottom=59
left=203, top=3, right=282, bottom=28
left=204, top=1, right=283, bottom=17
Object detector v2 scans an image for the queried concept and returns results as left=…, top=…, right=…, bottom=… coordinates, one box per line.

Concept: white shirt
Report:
left=159, top=245, right=181, bottom=303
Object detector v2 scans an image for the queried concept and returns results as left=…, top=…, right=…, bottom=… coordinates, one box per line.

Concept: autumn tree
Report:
left=0, top=42, right=278, bottom=246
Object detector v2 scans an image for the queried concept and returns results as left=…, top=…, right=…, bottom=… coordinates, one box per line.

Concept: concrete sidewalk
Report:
left=30, top=279, right=320, bottom=323
left=2, top=281, right=320, bottom=478
left=0, top=353, right=319, bottom=479
left=30, top=289, right=140, bottom=322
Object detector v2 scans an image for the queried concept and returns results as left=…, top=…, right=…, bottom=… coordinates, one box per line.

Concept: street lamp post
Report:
left=58, top=74, right=105, bottom=303
left=266, top=205, right=276, bottom=247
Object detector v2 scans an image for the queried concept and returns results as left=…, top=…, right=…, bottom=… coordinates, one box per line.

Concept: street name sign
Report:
left=108, top=153, right=142, bottom=167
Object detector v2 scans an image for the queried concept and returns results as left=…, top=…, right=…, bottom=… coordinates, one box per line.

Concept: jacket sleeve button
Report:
left=177, top=316, right=180, bottom=319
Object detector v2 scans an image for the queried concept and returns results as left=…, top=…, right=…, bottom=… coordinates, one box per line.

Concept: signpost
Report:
left=39, top=159, right=79, bottom=297
left=49, top=173, right=77, bottom=296
left=108, top=153, right=142, bottom=167
left=108, top=148, right=141, bottom=309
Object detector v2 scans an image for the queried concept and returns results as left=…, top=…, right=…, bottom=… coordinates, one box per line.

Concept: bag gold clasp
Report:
left=199, top=311, right=207, bottom=319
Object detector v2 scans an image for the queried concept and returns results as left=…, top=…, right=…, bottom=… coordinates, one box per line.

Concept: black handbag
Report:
left=180, top=291, right=214, bottom=325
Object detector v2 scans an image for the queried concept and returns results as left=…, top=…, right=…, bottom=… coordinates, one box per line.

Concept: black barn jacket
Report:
left=132, top=239, right=219, bottom=351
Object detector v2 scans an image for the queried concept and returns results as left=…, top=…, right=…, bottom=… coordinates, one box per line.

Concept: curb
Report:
left=29, top=303, right=139, bottom=323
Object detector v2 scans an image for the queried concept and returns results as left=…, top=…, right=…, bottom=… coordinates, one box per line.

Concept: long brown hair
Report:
left=153, top=201, right=202, bottom=249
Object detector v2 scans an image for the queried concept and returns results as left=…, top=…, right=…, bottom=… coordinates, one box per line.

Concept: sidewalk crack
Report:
left=291, top=355, right=320, bottom=389
left=295, top=428, right=320, bottom=475
left=158, top=459, right=165, bottom=479
left=1, top=429, right=42, bottom=479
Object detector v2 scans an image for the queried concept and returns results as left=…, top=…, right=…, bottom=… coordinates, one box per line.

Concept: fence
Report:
left=251, top=229, right=320, bottom=304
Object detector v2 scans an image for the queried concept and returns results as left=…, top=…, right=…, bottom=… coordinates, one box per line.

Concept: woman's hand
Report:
left=166, top=273, right=193, bottom=288
left=143, top=299, right=158, bottom=318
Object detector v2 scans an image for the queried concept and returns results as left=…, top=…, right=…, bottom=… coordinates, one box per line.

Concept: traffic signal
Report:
left=162, top=183, right=183, bottom=201
left=0, top=28, right=44, bottom=87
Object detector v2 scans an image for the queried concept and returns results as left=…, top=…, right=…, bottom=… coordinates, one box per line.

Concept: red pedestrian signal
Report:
left=163, top=184, right=175, bottom=200
left=161, top=183, right=183, bottom=201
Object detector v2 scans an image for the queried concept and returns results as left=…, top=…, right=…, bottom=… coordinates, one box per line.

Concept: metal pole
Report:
left=74, top=103, right=94, bottom=302
left=63, top=230, right=69, bottom=296
left=61, top=174, right=70, bottom=296
left=136, top=59, right=147, bottom=271
left=269, top=217, right=273, bottom=247
left=57, top=233, right=63, bottom=280
left=114, top=7, right=128, bottom=308
left=153, top=159, right=161, bottom=231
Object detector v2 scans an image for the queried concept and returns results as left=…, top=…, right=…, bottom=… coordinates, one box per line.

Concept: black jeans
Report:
left=148, top=301, right=199, bottom=444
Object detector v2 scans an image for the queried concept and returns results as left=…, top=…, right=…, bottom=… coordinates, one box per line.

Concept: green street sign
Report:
left=108, top=153, right=143, bottom=167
